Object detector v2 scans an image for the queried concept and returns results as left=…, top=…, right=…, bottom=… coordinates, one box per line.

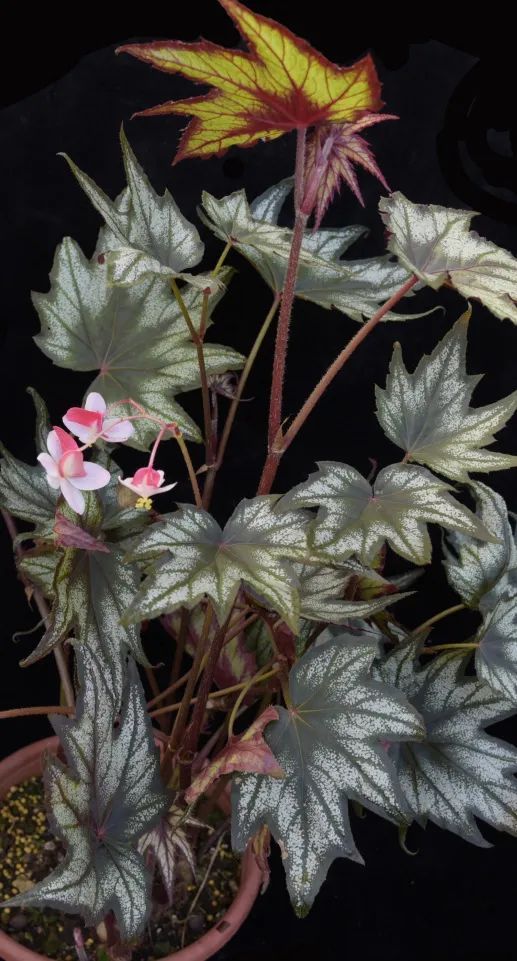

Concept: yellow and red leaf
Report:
left=117, top=0, right=383, bottom=162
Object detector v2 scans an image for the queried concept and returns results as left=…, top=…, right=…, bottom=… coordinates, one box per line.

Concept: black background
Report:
left=1, top=6, right=517, bottom=960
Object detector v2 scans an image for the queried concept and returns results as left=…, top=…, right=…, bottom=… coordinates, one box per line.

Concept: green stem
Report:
left=411, top=603, right=466, bottom=637
left=421, top=642, right=478, bottom=655
left=227, top=662, right=278, bottom=738
left=171, top=279, right=213, bottom=468
left=202, top=294, right=281, bottom=509
left=212, top=241, right=232, bottom=278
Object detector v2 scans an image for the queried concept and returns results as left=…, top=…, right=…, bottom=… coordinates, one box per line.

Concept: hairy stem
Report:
left=2, top=508, right=75, bottom=709
left=259, top=274, right=419, bottom=494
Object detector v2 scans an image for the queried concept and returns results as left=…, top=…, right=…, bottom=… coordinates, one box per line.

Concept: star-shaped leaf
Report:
left=201, top=184, right=421, bottom=323
left=475, top=597, right=517, bottom=702
left=376, top=642, right=517, bottom=845
left=376, top=313, right=517, bottom=480
left=296, top=562, right=410, bottom=623
left=5, top=648, right=168, bottom=939
left=118, top=0, right=382, bottom=162
left=34, top=236, right=243, bottom=448
left=280, top=462, right=492, bottom=566
left=379, top=192, right=517, bottom=323
left=61, top=128, right=206, bottom=287
left=231, top=635, right=423, bottom=913
left=124, top=497, right=317, bottom=632
left=444, top=482, right=517, bottom=611
left=138, top=804, right=206, bottom=905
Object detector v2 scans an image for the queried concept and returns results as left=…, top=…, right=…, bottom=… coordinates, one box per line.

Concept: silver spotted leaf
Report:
left=280, top=462, right=492, bottom=566
left=124, top=497, right=317, bottom=632
left=444, top=481, right=517, bottom=611
left=138, top=804, right=205, bottom=905
left=475, top=597, right=517, bottom=702
left=379, top=192, right=517, bottom=323
left=376, top=312, right=517, bottom=481
left=33, top=236, right=243, bottom=448
left=62, top=127, right=205, bottom=288
left=231, top=635, right=424, bottom=913
left=5, top=647, right=168, bottom=939
left=201, top=184, right=422, bottom=322
left=296, top=563, right=411, bottom=624
left=376, top=641, right=517, bottom=844
left=0, top=443, right=58, bottom=536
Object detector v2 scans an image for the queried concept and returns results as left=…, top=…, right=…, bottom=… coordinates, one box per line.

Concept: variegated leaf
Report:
left=280, top=462, right=492, bottom=566
left=138, top=804, right=205, bottom=905
left=232, top=636, right=423, bottom=913
left=376, top=642, right=517, bottom=844
left=0, top=443, right=57, bottom=536
left=61, top=127, right=205, bottom=287
left=5, top=648, right=168, bottom=939
left=475, top=597, right=517, bottom=702
left=201, top=184, right=421, bottom=322
left=444, top=482, right=517, bottom=611
left=379, top=192, right=517, bottom=323
left=376, top=313, right=517, bottom=480
left=125, top=497, right=316, bottom=632
left=33, top=237, right=243, bottom=448
left=296, top=562, right=410, bottom=623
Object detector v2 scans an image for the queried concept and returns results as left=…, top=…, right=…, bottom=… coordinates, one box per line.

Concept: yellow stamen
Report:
left=135, top=496, right=153, bottom=511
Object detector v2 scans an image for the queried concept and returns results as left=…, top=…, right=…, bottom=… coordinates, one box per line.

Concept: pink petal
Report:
left=60, top=478, right=85, bottom=514
left=70, top=462, right=111, bottom=490
left=152, top=482, right=177, bottom=495
left=85, top=392, right=107, bottom=414
left=102, top=418, right=134, bottom=442
left=60, top=449, right=86, bottom=479
left=133, top=466, right=161, bottom=487
left=52, top=426, right=79, bottom=455
left=61, top=417, right=95, bottom=445
left=46, top=430, right=63, bottom=461
left=118, top=476, right=141, bottom=495
left=37, top=452, right=59, bottom=478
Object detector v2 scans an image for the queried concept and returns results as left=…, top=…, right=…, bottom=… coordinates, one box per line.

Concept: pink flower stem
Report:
left=258, top=274, right=419, bottom=494
left=1, top=508, right=75, bottom=709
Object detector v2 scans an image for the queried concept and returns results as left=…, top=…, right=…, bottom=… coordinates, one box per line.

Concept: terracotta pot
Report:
left=0, top=736, right=262, bottom=961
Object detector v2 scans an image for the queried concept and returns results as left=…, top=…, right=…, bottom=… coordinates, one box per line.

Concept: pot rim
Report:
left=0, top=736, right=262, bottom=961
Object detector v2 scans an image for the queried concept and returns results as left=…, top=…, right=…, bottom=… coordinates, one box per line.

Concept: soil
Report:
left=0, top=776, right=241, bottom=960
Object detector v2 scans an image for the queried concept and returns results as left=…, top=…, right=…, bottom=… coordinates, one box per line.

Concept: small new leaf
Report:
left=232, top=636, right=423, bottom=913
left=118, top=0, right=382, bottom=162
left=185, top=706, right=283, bottom=803
left=296, top=563, right=410, bottom=623
left=5, top=649, right=169, bottom=940
left=125, top=497, right=316, bottom=632
left=61, top=128, right=205, bottom=287
left=138, top=805, right=205, bottom=905
left=280, top=462, right=492, bottom=566
left=376, top=642, right=517, bottom=844
left=379, top=192, right=517, bottom=323
left=376, top=313, right=517, bottom=480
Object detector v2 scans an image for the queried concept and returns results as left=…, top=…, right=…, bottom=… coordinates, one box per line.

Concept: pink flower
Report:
left=63, top=392, right=134, bottom=445
left=118, top=466, right=176, bottom=510
left=37, top=427, right=111, bottom=515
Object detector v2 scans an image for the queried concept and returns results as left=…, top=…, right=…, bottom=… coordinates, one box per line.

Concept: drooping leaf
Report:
left=280, top=462, right=492, bottom=566
left=21, top=493, right=148, bottom=706
left=201, top=185, right=421, bottom=322
left=5, top=648, right=168, bottom=939
left=444, top=481, right=517, bottom=611
left=125, top=497, right=317, bottom=632
left=61, top=128, right=206, bottom=288
left=118, top=0, right=382, bottom=162
left=138, top=804, right=205, bottom=905
left=296, top=562, right=411, bottom=623
left=376, top=313, right=517, bottom=480
left=475, top=597, right=517, bottom=702
left=33, top=236, right=243, bottom=448
left=379, top=192, right=517, bottom=323
left=376, top=642, right=517, bottom=844
left=186, top=706, right=283, bottom=803
left=232, top=635, right=423, bottom=913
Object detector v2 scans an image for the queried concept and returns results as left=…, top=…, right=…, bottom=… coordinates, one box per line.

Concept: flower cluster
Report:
left=38, top=392, right=176, bottom=514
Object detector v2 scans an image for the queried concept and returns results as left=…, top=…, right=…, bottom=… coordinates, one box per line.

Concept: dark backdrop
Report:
left=1, top=7, right=516, bottom=960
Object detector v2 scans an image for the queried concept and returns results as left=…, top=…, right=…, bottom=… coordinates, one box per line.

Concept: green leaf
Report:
left=125, top=497, right=317, bottom=632
left=444, top=481, right=517, bottom=611
left=376, top=642, right=517, bottom=844
left=296, top=563, right=411, bottom=623
left=61, top=127, right=206, bottom=288
left=280, top=462, right=493, bottom=566
left=21, top=493, right=148, bottom=705
left=379, top=192, right=517, bottom=323
left=375, top=313, right=517, bottom=481
left=27, top=387, right=51, bottom=454
left=5, top=647, right=168, bottom=939
left=201, top=184, right=422, bottom=323
left=33, top=237, right=243, bottom=448
left=0, top=444, right=57, bottom=535
left=231, top=635, right=423, bottom=913
left=475, top=597, right=517, bottom=701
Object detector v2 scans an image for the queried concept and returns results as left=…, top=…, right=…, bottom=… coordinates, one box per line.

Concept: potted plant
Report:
left=1, top=2, right=517, bottom=959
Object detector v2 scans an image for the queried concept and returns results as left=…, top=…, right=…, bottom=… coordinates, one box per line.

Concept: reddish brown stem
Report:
left=259, top=274, right=419, bottom=494
left=0, top=705, right=74, bottom=720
